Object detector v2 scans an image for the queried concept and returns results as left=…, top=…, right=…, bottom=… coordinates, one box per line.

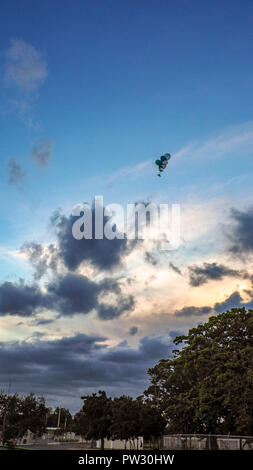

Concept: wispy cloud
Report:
left=3, top=38, right=47, bottom=93
left=174, top=121, right=253, bottom=162
left=31, top=138, right=53, bottom=167
left=2, top=38, right=48, bottom=128
left=7, top=158, right=27, bottom=188
left=103, top=121, right=253, bottom=189
left=107, top=160, right=152, bottom=184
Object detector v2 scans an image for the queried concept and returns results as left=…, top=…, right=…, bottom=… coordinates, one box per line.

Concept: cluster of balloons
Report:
left=155, top=153, right=171, bottom=176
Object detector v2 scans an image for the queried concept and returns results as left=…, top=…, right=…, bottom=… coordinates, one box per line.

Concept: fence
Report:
left=162, top=434, right=253, bottom=450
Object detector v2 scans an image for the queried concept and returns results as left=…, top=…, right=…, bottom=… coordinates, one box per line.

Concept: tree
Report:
left=109, top=396, right=165, bottom=448
left=75, top=390, right=112, bottom=450
left=138, top=398, right=166, bottom=443
left=0, top=393, right=49, bottom=447
left=75, top=392, right=166, bottom=450
left=145, top=308, right=253, bottom=435
left=109, top=396, right=141, bottom=448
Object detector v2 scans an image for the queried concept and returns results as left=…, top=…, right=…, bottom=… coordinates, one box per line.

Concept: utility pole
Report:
left=2, top=383, right=11, bottom=446
left=2, top=407, right=6, bottom=445
left=57, top=408, right=61, bottom=428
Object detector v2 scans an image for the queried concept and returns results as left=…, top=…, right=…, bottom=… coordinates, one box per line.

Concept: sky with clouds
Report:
left=0, top=0, right=253, bottom=413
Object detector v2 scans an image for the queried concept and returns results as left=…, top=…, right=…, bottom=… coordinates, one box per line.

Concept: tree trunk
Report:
left=101, top=437, right=104, bottom=450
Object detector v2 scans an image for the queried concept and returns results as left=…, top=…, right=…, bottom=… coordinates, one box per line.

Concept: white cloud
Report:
left=107, top=160, right=152, bottom=184
left=174, top=121, right=253, bottom=162
left=103, top=121, right=253, bottom=189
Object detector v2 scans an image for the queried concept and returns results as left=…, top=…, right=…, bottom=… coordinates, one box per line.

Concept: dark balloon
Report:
left=154, top=153, right=171, bottom=176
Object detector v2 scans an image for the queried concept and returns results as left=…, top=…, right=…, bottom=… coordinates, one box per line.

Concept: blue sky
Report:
left=0, top=0, right=253, bottom=411
left=1, top=1, right=253, bottom=193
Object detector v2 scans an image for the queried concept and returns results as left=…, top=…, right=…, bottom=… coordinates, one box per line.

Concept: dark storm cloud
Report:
left=139, top=336, right=169, bottom=359
left=213, top=291, right=253, bottom=313
left=188, top=262, right=243, bottom=287
left=129, top=326, right=138, bottom=336
left=0, top=274, right=135, bottom=321
left=228, top=207, right=253, bottom=255
left=7, top=158, right=26, bottom=187
left=175, top=290, right=253, bottom=318
left=51, top=209, right=132, bottom=272
left=169, top=262, right=182, bottom=275
left=47, top=273, right=100, bottom=316
left=23, top=200, right=142, bottom=278
left=101, top=336, right=170, bottom=364
left=31, top=139, right=53, bottom=167
left=97, top=277, right=135, bottom=320
left=169, top=330, right=185, bottom=340
left=47, top=273, right=135, bottom=319
left=0, top=333, right=173, bottom=411
left=144, top=252, right=158, bottom=266
left=0, top=280, right=52, bottom=317
left=175, top=305, right=213, bottom=318
left=97, top=295, right=135, bottom=320
left=33, top=318, right=55, bottom=326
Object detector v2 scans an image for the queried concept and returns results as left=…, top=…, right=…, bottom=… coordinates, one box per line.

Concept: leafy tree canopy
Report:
left=0, top=392, right=49, bottom=446
left=145, top=308, right=253, bottom=435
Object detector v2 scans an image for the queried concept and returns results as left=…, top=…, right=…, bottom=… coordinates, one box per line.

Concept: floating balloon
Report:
left=154, top=153, right=171, bottom=176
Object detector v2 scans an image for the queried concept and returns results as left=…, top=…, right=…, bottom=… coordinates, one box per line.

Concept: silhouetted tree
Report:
left=110, top=396, right=141, bottom=447
left=75, top=390, right=112, bottom=450
left=0, top=393, right=49, bottom=447
left=145, top=308, right=253, bottom=435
